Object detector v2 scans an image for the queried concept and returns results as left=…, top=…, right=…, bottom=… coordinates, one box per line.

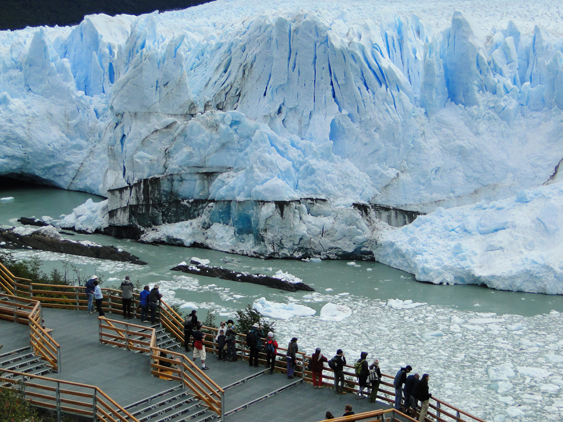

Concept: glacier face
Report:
left=2, top=0, right=563, bottom=290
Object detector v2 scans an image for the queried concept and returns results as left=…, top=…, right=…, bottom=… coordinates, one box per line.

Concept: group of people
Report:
left=393, top=365, right=432, bottom=421
left=87, top=276, right=432, bottom=419
left=85, top=275, right=163, bottom=325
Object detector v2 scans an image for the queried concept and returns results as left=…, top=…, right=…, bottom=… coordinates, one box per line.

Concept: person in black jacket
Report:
left=415, top=374, right=431, bottom=422
left=183, top=310, right=197, bottom=351
left=331, top=349, right=347, bottom=394
left=343, top=404, right=355, bottom=417
left=403, top=373, right=420, bottom=414
left=149, top=285, right=162, bottom=324
left=393, top=365, right=412, bottom=410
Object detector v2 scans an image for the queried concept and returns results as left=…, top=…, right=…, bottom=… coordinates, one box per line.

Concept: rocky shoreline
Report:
left=0, top=226, right=147, bottom=265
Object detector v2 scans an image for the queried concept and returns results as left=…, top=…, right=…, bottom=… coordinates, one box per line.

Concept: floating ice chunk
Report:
left=507, top=323, right=525, bottom=331
left=540, top=384, right=560, bottom=394
left=468, top=318, right=505, bottom=324
left=517, top=367, right=551, bottom=378
left=179, top=302, right=199, bottom=310
left=423, top=331, right=444, bottom=339
left=319, top=303, right=352, bottom=321
left=498, top=396, right=514, bottom=404
left=367, top=268, right=372, bottom=271
left=191, top=257, right=210, bottom=266
left=253, top=297, right=315, bottom=320
left=325, top=288, right=333, bottom=292
left=310, top=258, right=322, bottom=263
left=1, top=197, right=14, bottom=202
left=488, top=364, right=515, bottom=381
left=544, top=354, right=563, bottom=363
left=498, top=382, right=514, bottom=394
left=386, top=299, right=426, bottom=309
left=506, top=407, right=525, bottom=417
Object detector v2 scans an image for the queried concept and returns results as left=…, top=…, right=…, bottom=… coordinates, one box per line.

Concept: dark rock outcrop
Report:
left=171, top=261, right=314, bottom=292
left=0, top=228, right=147, bottom=265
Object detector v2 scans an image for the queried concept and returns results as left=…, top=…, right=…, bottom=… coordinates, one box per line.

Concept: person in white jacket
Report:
left=93, top=281, right=105, bottom=316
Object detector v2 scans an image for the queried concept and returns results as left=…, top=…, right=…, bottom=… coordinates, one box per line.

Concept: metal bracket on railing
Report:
left=108, top=294, right=112, bottom=314
left=220, top=392, right=225, bottom=421
left=437, top=402, right=441, bottom=421
left=75, top=289, right=79, bottom=311
left=125, top=323, right=130, bottom=351
left=56, top=381, right=61, bottom=422
left=92, top=389, right=97, bottom=422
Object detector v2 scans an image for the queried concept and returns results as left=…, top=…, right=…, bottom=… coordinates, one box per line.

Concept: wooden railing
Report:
left=0, top=293, right=60, bottom=373
left=318, top=408, right=418, bottom=422
left=0, top=261, right=31, bottom=297
left=97, top=317, right=226, bottom=419
left=28, top=300, right=61, bottom=373
left=0, top=369, right=139, bottom=422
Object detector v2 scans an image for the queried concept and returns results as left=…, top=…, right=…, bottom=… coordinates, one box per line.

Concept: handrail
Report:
left=97, top=316, right=225, bottom=418
left=0, top=368, right=139, bottom=422
left=318, top=408, right=418, bottom=422
left=0, top=293, right=60, bottom=373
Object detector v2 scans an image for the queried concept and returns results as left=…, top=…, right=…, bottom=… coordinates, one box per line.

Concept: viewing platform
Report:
left=0, top=263, right=485, bottom=422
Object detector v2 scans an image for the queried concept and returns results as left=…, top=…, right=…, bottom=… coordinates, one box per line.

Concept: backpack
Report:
left=354, top=359, right=364, bottom=376
left=265, top=340, right=275, bottom=354
left=184, top=315, right=193, bottom=330
left=328, top=357, right=337, bottom=371
left=369, top=366, right=380, bottom=382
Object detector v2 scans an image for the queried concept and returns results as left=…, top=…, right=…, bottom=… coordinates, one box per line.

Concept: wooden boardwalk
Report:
left=1, top=308, right=401, bottom=421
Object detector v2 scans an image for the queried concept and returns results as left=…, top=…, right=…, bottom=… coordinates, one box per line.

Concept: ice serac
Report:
left=2, top=2, right=563, bottom=290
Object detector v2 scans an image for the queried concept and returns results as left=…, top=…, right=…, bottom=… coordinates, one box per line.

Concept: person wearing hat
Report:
left=139, top=286, right=150, bottom=323
left=310, top=347, right=328, bottom=388
left=85, top=275, right=97, bottom=314
left=286, top=337, right=298, bottom=378
left=247, top=322, right=264, bottom=367
left=149, top=284, right=162, bottom=325
left=183, top=310, right=198, bottom=352
left=120, top=276, right=134, bottom=319
left=264, top=331, right=278, bottom=374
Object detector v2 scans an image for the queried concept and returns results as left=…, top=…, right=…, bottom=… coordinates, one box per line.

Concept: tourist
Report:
left=85, top=275, right=96, bottom=314
left=192, top=322, right=209, bottom=370
left=355, top=352, right=369, bottom=398
left=139, top=286, right=150, bottom=323
left=264, top=331, right=278, bottom=374
left=286, top=337, right=298, bottom=378
left=215, top=329, right=226, bottom=360
left=120, top=276, right=134, bottom=319
left=403, top=372, right=420, bottom=414
left=368, top=359, right=382, bottom=403
left=225, top=320, right=237, bottom=361
left=93, top=280, right=104, bottom=316
left=393, top=365, right=412, bottom=410
left=325, top=411, right=335, bottom=419
left=148, top=284, right=162, bottom=324
left=310, top=347, right=328, bottom=389
left=343, top=404, right=355, bottom=417
left=183, top=310, right=197, bottom=351
left=247, top=322, right=264, bottom=367
left=331, top=349, right=347, bottom=394
left=416, top=374, right=431, bottom=422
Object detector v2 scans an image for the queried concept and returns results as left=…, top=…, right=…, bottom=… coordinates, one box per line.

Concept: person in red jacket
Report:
left=310, top=348, right=328, bottom=388
left=264, top=331, right=278, bottom=374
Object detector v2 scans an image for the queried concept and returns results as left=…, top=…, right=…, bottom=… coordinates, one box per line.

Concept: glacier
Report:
left=2, top=0, right=563, bottom=292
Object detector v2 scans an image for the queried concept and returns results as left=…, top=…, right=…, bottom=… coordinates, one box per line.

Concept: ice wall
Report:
left=2, top=1, right=563, bottom=289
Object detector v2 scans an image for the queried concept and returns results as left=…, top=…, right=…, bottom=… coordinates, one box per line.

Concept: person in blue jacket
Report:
left=139, top=286, right=150, bottom=323
left=85, top=275, right=97, bottom=314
